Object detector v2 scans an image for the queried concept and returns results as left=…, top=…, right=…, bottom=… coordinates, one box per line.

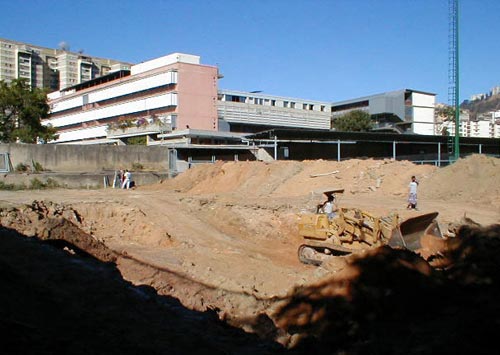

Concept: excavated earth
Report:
left=1, top=154, right=500, bottom=354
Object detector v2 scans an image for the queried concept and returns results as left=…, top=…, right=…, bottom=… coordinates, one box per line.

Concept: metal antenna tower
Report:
left=448, top=0, right=460, bottom=161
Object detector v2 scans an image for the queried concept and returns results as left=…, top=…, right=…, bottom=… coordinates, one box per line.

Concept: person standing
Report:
left=116, top=169, right=124, bottom=188
left=407, top=175, right=419, bottom=209
left=122, top=169, right=132, bottom=189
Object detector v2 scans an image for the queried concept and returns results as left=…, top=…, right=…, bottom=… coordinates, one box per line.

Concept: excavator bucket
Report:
left=388, top=212, right=442, bottom=251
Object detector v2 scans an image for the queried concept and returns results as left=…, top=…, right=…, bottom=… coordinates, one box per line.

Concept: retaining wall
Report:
left=0, top=144, right=171, bottom=172
left=0, top=171, right=169, bottom=189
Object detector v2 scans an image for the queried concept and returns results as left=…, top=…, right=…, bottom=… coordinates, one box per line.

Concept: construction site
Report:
left=1, top=153, right=499, bottom=354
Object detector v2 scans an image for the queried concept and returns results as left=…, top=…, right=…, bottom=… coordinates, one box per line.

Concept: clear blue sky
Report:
left=1, top=0, right=498, bottom=103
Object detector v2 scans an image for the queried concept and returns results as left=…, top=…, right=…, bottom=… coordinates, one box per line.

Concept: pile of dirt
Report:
left=157, top=158, right=437, bottom=198
left=421, top=154, right=500, bottom=206
left=1, top=155, right=499, bottom=353
left=0, top=226, right=284, bottom=355
left=2, top=200, right=499, bottom=354
left=0, top=200, right=116, bottom=262
left=275, top=223, right=500, bottom=354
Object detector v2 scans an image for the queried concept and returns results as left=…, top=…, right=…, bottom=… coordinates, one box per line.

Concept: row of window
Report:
left=222, top=94, right=330, bottom=112
left=0, top=55, right=15, bottom=61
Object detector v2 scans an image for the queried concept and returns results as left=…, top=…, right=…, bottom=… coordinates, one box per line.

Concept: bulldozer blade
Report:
left=388, top=212, right=441, bottom=251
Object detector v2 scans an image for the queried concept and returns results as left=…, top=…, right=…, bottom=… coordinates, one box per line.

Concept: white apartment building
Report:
left=440, top=116, right=500, bottom=138
left=0, top=38, right=131, bottom=91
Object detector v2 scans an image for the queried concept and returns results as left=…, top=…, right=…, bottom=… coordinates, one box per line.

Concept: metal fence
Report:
left=0, top=153, right=12, bottom=173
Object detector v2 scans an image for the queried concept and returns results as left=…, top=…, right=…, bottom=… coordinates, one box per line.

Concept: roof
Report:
left=60, top=70, right=131, bottom=93
left=244, top=128, right=500, bottom=145
left=332, top=89, right=436, bottom=107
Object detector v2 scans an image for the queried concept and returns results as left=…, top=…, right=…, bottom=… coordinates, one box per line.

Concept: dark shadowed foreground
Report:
left=0, top=226, right=285, bottom=355
left=1, top=210, right=499, bottom=354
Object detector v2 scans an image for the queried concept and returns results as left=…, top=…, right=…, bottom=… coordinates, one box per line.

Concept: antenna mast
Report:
left=448, top=0, right=460, bottom=161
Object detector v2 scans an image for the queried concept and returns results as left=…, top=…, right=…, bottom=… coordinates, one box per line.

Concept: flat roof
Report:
left=60, top=70, right=131, bottom=93
left=245, top=128, right=500, bottom=145
left=219, top=89, right=332, bottom=105
left=332, top=89, right=436, bottom=106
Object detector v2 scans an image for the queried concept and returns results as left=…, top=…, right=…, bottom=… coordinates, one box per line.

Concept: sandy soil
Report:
left=0, top=154, right=499, bottom=354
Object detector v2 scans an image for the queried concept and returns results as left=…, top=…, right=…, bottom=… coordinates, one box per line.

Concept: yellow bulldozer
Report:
left=298, top=189, right=444, bottom=265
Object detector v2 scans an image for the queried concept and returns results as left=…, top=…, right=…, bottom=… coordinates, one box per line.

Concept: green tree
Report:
left=333, top=110, right=373, bottom=132
left=0, top=79, right=58, bottom=143
left=436, top=105, right=456, bottom=121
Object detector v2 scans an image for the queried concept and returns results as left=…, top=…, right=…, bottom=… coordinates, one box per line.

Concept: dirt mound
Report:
left=275, top=223, right=500, bottom=353
left=0, top=227, right=283, bottom=354
left=0, top=200, right=116, bottom=262
left=1, top=154, right=499, bottom=353
left=158, top=159, right=437, bottom=199
left=421, top=154, right=500, bottom=206
left=3, top=197, right=499, bottom=353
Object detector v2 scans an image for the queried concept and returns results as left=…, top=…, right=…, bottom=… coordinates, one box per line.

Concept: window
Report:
left=290, top=102, right=295, bottom=109
left=283, top=101, right=289, bottom=108
left=271, top=100, right=276, bottom=106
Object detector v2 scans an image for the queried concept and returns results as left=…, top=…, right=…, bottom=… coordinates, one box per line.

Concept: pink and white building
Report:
left=45, top=53, right=219, bottom=144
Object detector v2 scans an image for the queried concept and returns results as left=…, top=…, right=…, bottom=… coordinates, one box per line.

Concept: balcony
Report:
left=107, top=116, right=173, bottom=139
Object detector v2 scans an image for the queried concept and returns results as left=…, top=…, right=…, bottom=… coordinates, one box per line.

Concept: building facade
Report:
left=217, top=90, right=332, bottom=132
left=45, top=53, right=218, bottom=144
left=0, top=38, right=131, bottom=91
left=44, top=51, right=440, bottom=144
left=331, top=89, right=436, bottom=135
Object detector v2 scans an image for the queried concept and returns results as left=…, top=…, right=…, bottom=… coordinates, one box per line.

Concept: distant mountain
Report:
left=461, top=94, right=500, bottom=119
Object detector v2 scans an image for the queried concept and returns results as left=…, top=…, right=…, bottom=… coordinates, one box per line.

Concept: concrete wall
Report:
left=0, top=144, right=171, bottom=172
left=0, top=171, right=169, bottom=189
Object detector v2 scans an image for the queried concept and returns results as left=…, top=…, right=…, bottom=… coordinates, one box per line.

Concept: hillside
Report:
left=461, top=93, right=500, bottom=119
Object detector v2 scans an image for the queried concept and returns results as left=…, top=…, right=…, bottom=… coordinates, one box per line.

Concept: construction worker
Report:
left=318, top=194, right=338, bottom=220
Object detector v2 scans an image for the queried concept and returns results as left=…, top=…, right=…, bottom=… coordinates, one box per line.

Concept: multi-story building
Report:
left=217, top=90, right=332, bottom=132
left=45, top=53, right=218, bottom=144
left=331, top=89, right=436, bottom=135
left=440, top=116, right=500, bottom=138
left=217, top=89, right=436, bottom=135
left=470, top=93, right=487, bottom=101
left=45, top=51, right=439, bottom=144
left=0, top=38, right=131, bottom=91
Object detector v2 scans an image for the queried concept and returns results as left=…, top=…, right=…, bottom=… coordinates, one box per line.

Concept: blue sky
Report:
left=1, top=0, right=498, bottom=103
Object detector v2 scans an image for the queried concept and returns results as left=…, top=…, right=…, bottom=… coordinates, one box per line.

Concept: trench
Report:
left=0, top=200, right=297, bottom=346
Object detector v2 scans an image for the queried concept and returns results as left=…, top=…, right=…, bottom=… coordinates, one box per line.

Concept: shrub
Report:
left=33, top=161, right=44, bottom=172
left=15, top=163, right=29, bottom=172
left=45, top=178, right=60, bottom=188
left=132, top=162, right=144, bottom=170
left=0, top=181, right=17, bottom=190
left=29, top=178, right=46, bottom=189
left=128, top=136, right=147, bottom=145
